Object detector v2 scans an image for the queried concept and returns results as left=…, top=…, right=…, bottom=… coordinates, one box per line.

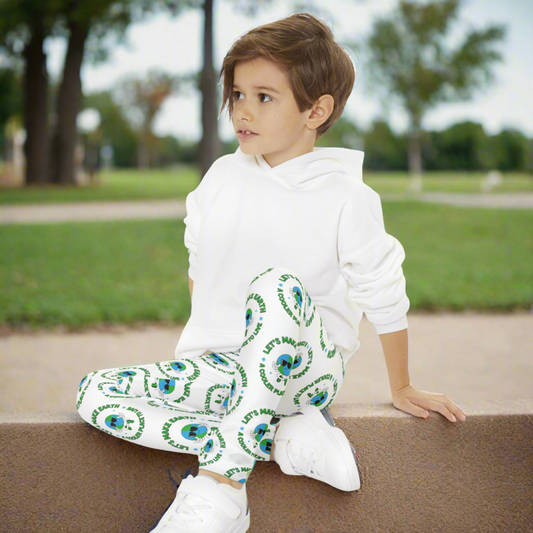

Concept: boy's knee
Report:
left=249, top=266, right=299, bottom=289
left=76, top=370, right=100, bottom=414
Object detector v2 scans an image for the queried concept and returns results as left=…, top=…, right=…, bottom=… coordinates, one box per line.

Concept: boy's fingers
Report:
left=447, top=398, right=467, bottom=418
left=430, top=401, right=457, bottom=422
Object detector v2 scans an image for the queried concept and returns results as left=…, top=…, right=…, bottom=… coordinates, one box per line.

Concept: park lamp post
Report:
left=77, top=108, right=102, bottom=185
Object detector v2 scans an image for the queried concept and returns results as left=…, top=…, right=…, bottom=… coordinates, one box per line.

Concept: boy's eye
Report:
left=232, top=91, right=272, bottom=103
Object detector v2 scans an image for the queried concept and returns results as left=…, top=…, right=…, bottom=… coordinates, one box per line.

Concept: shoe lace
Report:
left=287, top=431, right=326, bottom=477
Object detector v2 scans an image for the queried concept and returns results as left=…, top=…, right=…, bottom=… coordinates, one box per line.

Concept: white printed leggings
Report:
left=76, top=266, right=346, bottom=485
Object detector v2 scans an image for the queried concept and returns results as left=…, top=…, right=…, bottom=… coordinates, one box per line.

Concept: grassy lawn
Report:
left=0, top=201, right=531, bottom=329
left=0, top=167, right=199, bottom=205
left=0, top=167, right=532, bottom=205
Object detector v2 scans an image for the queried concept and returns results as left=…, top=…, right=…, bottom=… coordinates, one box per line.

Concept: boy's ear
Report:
left=307, top=94, right=334, bottom=130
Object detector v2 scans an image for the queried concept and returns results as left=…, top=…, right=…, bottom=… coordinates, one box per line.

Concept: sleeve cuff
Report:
left=373, top=315, right=408, bottom=335
left=188, top=263, right=196, bottom=282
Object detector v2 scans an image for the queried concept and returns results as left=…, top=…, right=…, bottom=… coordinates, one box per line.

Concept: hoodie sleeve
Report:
left=338, top=183, right=410, bottom=335
left=183, top=168, right=212, bottom=281
left=183, top=155, right=231, bottom=280
left=183, top=186, right=202, bottom=281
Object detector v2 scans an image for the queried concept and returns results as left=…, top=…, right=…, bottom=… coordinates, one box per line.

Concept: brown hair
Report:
left=217, top=12, right=356, bottom=139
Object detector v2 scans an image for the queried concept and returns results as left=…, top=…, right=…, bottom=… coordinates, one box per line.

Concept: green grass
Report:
left=0, top=202, right=531, bottom=329
left=0, top=219, right=191, bottom=328
left=0, top=167, right=199, bottom=205
left=365, top=172, right=533, bottom=194
left=0, top=168, right=532, bottom=205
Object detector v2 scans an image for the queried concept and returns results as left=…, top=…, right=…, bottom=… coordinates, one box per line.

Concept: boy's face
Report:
left=232, top=57, right=332, bottom=168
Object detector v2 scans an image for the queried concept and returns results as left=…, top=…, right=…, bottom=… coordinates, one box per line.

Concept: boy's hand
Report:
left=392, top=384, right=467, bottom=423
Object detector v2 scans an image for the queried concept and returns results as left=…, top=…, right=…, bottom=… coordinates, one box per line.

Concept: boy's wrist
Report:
left=378, top=328, right=410, bottom=395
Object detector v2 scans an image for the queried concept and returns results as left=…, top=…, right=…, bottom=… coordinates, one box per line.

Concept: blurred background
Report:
left=0, top=0, right=532, bottom=412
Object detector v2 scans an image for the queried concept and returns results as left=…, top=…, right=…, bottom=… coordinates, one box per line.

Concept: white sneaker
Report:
left=150, top=474, right=250, bottom=532
left=272, top=405, right=361, bottom=491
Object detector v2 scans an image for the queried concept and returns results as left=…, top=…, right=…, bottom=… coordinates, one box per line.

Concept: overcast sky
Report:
left=45, top=0, right=533, bottom=142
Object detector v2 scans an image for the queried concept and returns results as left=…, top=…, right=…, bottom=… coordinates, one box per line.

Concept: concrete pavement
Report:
left=1, top=311, right=532, bottom=413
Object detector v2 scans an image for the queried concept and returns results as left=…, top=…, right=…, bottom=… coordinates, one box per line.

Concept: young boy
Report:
left=76, top=12, right=466, bottom=533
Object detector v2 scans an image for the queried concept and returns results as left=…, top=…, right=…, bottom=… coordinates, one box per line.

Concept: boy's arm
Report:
left=189, top=277, right=194, bottom=301
left=378, top=328, right=410, bottom=396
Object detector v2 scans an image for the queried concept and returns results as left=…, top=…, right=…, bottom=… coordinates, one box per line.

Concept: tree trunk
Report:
left=407, top=116, right=423, bottom=193
left=48, top=18, right=89, bottom=185
left=137, top=129, right=150, bottom=169
left=22, top=19, right=49, bottom=185
left=198, top=0, right=221, bottom=181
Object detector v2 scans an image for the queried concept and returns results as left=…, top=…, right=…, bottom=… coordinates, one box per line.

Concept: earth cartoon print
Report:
left=241, top=291, right=267, bottom=349
left=181, top=422, right=209, bottom=442
left=76, top=371, right=97, bottom=409
left=105, top=412, right=134, bottom=432
left=161, top=415, right=219, bottom=452
left=237, top=407, right=278, bottom=461
left=204, top=383, right=231, bottom=416
left=224, top=362, right=248, bottom=416
left=198, top=427, right=227, bottom=467
left=258, top=335, right=299, bottom=396
left=249, top=423, right=273, bottom=455
left=100, top=366, right=152, bottom=396
left=276, top=272, right=311, bottom=325
left=91, top=403, right=145, bottom=441
left=155, top=359, right=201, bottom=382
left=293, top=374, right=339, bottom=410
left=272, top=352, right=302, bottom=382
left=224, top=466, right=253, bottom=484
left=200, top=352, right=236, bottom=375
left=307, top=386, right=329, bottom=407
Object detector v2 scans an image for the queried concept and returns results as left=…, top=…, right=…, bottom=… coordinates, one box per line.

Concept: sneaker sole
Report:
left=302, top=405, right=361, bottom=491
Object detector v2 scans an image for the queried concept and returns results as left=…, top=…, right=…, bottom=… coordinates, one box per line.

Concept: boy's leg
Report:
left=197, top=266, right=344, bottom=485
left=76, top=357, right=237, bottom=458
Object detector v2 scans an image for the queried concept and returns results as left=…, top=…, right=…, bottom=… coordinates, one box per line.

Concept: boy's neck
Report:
left=261, top=139, right=317, bottom=168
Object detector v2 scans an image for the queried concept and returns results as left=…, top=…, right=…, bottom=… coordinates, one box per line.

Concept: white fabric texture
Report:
left=177, top=145, right=410, bottom=364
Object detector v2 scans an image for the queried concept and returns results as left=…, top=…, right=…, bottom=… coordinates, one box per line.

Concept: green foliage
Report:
left=357, top=0, right=506, bottom=126
left=490, top=129, right=530, bottom=172
left=315, top=116, right=364, bottom=149
left=363, top=120, right=408, bottom=171
left=83, top=90, right=138, bottom=167
left=425, top=121, right=486, bottom=171
left=423, top=122, right=532, bottom=172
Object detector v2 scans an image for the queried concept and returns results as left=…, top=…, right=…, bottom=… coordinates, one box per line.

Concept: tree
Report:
left=363, top=119, right=408, bottom=171
left=115, top=69, right=181, bottom=168
left=426, top=121, right=486, bottom=171
left=0, top=0, right=59, bottom=184
left=82, top=90, right=138, bottom=167
left=491, top=128, right=530, bottom=172
left=0, top=0, right=198, bottom=185
left=0, top=65, right=23, bottom=162
left=353, top=0, right=506, bottom=190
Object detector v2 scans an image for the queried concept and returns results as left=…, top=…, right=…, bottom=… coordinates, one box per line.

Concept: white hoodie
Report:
left=174, top=145, right=410, bottom=365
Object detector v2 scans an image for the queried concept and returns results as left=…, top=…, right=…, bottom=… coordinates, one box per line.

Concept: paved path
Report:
left=0, top=200, right=186, bottom=224
left=415, top=192, right=533, bottom=209
left=1, top=312, right=531, bottom=413
left=0, top=192, right=532, bottom=224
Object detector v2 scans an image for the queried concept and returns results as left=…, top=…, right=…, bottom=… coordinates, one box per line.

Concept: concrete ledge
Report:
left=1, top=401, right=532, bottom=532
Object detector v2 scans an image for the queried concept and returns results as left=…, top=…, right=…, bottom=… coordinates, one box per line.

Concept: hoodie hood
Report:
left=234, top=145, right=364, bottom=187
